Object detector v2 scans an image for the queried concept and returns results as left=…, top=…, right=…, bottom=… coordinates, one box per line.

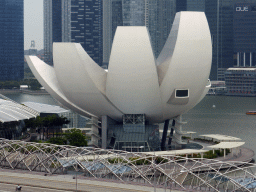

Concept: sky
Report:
left=24, top=0, right=43, bottom=50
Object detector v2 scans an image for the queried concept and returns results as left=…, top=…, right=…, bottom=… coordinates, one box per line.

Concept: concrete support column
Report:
left=237, top=52, right=239, bottom=67
left=250, top=52, right=252, bottom=67
left=91, top=117, right=99, bottom=147
left=244, top=52, right=246, bottom=67
left=101, top=116, right=108, bottom=149
left=224, top=148, right=226, bottom=159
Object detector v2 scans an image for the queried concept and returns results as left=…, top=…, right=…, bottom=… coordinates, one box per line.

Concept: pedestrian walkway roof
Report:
left=200, top=134, right=241, bottom=141
left=22, top=102, right=69, bottom=114
left=144, top=149, right=208, bottom=156
left=208, top=142, right=245, bottom=149
left=0, top=99, right=38, bottom=123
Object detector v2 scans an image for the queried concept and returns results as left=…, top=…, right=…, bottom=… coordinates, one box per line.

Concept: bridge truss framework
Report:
left=0, top=139, right=255, bottom=191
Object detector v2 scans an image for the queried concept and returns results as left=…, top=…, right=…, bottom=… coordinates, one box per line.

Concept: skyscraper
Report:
left=234, top=2, right=256, bottom=67
left=103, top=0, right=175, bottom=65
left=146, top=0, right=175, bottom=58
left=71, top=0, right=103, bottom=66
left=122, top=0, right=145, bottom=26
left=176, top=0, right=205, bottom=12
left=44, top=0, right=61, bottom=65
left=0, top=0, right=24, bottom=81
left=103, top=0, right=123, bottom=66
left=44, top=0, right=71, bottom=65
left=205, top=0, right=234, bottom=80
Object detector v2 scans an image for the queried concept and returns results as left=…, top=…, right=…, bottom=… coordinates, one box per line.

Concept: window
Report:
left=176, top=90, right=189, bottom=97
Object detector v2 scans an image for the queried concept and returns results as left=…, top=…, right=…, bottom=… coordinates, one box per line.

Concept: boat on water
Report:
left=246, top=111, right=256, bottom=115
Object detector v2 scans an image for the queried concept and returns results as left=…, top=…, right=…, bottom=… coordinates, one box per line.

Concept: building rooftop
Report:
left=0, top=99, right=38, bottom=123
left=209, top=142, right=245, bottom=149
left=200, top=134, right=241, bottom=141
left=22, top=102, right=69, bottom=114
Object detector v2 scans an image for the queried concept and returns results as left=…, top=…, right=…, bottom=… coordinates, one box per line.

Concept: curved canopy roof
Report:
left=0, top=98, right=38, bottom=123
left=200, top=134, right=241, bottom=141
left=209, top=142, right=245, bottom=149
left=144, top=149, right=208, bottom=156
left=22, top=102, right=69, bottom=114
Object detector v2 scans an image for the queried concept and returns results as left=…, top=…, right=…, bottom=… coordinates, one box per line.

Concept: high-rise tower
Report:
left=146, top=0, right=175, bottom=58
left=103, top=0, right=175, bottom=65
left=71, top=0, right=103, bottom=66
left=103, top=0, right=123, bottom=67
left=44, top=0, right=70, bottom=65
left=0, top=0, right=24, bottom=81
left=205, top=0, right=234, bottom=80
left=176, top=0, right=205, bottom=12
left=122, top=0, right=145, bottom=26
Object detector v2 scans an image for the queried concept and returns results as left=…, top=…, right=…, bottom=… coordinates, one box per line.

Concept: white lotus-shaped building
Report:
left=26, top=12, right=212, bottom=149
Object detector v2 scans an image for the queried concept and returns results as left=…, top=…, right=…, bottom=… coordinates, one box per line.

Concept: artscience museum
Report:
left=25, top=12, right=212, bottom=151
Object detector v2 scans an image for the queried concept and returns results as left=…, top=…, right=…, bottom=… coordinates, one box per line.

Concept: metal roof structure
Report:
left=209, top=142, right=245, bottom=149
left=22, top=102, right=69, bottom=114
left=0, top=139, right=256, bottom=191
left=0, top=95, right=39, bottom=123
left=144, top=149, right=208, bottom=156
left=200, top=134, right=241, bottom=141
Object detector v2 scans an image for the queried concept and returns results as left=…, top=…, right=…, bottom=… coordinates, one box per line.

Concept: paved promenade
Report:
left=0, top=169, right=182, bottom=192
left=192, top=141, right=255, bottom=163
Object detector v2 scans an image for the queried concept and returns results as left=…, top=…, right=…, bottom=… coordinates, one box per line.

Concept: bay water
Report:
left=3, top=93, right=256, bottom=157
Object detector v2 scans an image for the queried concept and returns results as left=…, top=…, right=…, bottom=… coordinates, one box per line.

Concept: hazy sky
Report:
left=24, top=0, right=43, bottom=50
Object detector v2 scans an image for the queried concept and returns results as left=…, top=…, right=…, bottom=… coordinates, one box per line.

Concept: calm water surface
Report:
left=183, top=96, right=256, bottom=155
left=3, top=93, right=256, bottom=156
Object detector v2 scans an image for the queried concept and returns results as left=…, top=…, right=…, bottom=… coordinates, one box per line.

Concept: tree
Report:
left=65, top=128, right=87, bottom=147
left=48, top=137, right=67, bottom=145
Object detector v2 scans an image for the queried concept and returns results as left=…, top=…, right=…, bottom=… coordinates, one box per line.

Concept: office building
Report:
left=103, top=0, right=123, bottom=66
left=103, top=0, right=175, bottom=65
left=176, top=0, right=205, bottom=12
left=44, top=0, right=61, bottom=65
left=122, top=0, right=145, bottom=26
left=205, top=0, right=234, bottom=80
left=146, top=0, right=175, bottom=58
left=71, top=0, right=103, bottom=66
left=225, top=68, right=256, bottom=96
left=0, top=0, right=24, bottom=81
left=234, top=3, right=256, bottom=67
left=44, top=0, right=71, bottom=65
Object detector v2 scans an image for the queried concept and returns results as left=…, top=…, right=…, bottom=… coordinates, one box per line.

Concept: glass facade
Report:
left=71, top=0, right=103, bottom=66
left=225, top=68, right=256, bottom=96
left=44, top=0, right=62, bottom=65
left=52, top=1, right=62, bottom=44
left=234, top=3, right=256, bottom=67
left=146, top=0, right=175, bottom=58
left=176, top=0, right=187, bottom=12
left=205, top=0, right=234, bottom=80
left=122, top=0, right=145, bottom=26
left=0, top=0, right=24, bottom=81
left=187, top=0, right=205, bottom=11
left=103, top=0, right=175, bottom=64
left=44, top=0, right=71, bottom=65
left=112, top=0, right=123, bottom=41
left=176, top=0, right=205, bottom=12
